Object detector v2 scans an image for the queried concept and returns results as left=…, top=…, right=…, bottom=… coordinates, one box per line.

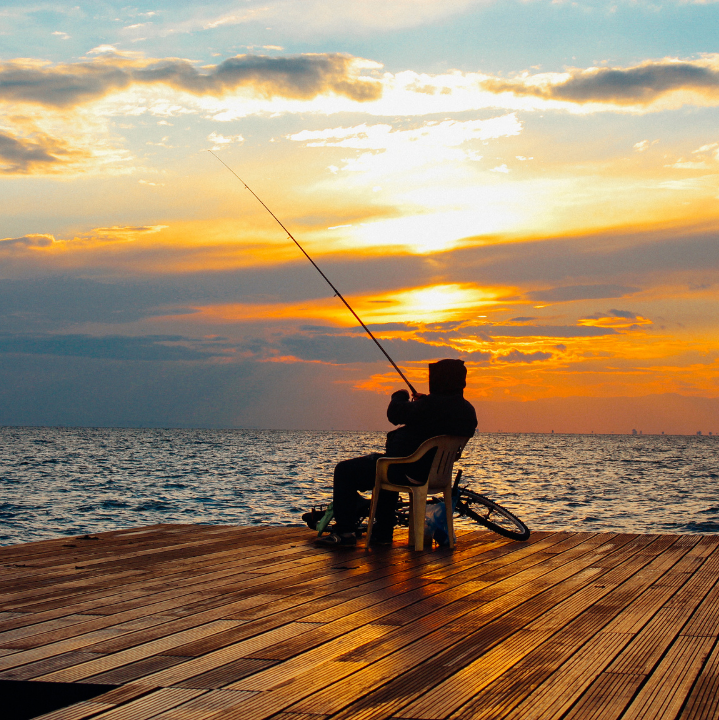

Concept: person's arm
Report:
left=387, top=390, right=428, bottom=426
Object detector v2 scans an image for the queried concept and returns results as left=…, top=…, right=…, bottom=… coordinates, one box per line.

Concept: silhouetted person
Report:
left=316, top=359, right=477, bottom=547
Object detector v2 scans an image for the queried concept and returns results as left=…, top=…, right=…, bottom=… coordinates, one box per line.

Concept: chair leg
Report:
left=366, top=482, right=380, bottom=548
left=407, top=493, right=414, bottom=546
left=413, top=486, right=428, bottom=551
left=444, top=487, right=455, bottom=549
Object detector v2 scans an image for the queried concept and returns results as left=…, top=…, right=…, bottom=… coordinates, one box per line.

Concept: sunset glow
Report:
left=1, top=1, right=718, bottom=433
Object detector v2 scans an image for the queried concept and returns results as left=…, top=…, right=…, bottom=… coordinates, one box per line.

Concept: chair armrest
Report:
left=375, top=436, right=469, bottom=484
left=376, top=448, right=434, bottom=483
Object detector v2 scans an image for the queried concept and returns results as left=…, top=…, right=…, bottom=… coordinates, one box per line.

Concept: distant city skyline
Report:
left=1, top=1, right=718, bottom=433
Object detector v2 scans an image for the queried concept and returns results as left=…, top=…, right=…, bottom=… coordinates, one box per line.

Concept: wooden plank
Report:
left=243, top=533, right=605, bottom=667
left=229, top=624, right=388, bottom=691
left=494, top=631, right=635, bottom=720
left=679, top=578, right=719, bottom=638
left=0, top=538, right=308, bottom=618
left=30, top=684, right=188, bottom=720
left=678, top=636, right=719, bottom=720
left=175, top=658, right=276, bottom=690
left=321, top=535, right=680, bottom=720
left=0, top=614, right=100, bottom=646
left=460, top=545, right=719, bottom=720
left=231, top=535, right=653, bottom=720
left=2, top=528, right=504, bottom=688
left=0, top=526, right=309, bottom=615
left=621, top=635, right=715, bottom=720
left=131, top=622, right=324, bottom=687
left=75, top=654, right=188, bottom=686
left=0, top=651, right=100, bottom=681
left=68, top=687, right=206, bottom=720
left=0, top=526, right=717, bottom=720
left=80, top=532, right=556, bottom=676
left=149, top=689, right=258, bottom=718
left=0, top=617, right=240, bottom=674
left=1, top=614, right=173, bottom=651
left=562, top=673, right=645, bottom=720
left=33, top=620, right=245, bottom=683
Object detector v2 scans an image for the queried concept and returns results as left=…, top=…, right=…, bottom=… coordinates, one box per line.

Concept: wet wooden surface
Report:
left=0, top=524, right=718, bottom=719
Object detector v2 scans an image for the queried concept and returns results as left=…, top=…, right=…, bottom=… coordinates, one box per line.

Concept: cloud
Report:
left=0, top=234, right=55, bottom=248
left=445, top=225, right=719, bottom=289
left=207, top=132, right=244, bottom=150
left=595, top=309, right=640, bottom=320
left=288, top=115, right=520, bottom=174
left=278, top=329, right=491, bottom=364
left=579, top=309, right=652, bottom=329
left=0, top=276, right=199, bottom=331
left=141, top=0, right=482, bottom=39
left=0, top=53, right=382, bottom=108
left=290, top=116, right=520, bottom=149
left=0, top=130, right=86, bottom=174
left=493, top=349, right=553, bottom=363
left=483, top=58, right=719, bottom=108
left=526, top=284, right=641, bottom=302
left=0, top=333, right=228, bottom=361
left=468, top=324, right=618, bottom=338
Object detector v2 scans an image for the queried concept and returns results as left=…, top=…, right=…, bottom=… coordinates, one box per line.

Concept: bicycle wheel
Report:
left=455, top=489, right=530, bottom=541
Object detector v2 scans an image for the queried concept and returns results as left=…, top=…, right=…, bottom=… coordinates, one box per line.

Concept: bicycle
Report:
left=303, top=470, right=530, bottom=542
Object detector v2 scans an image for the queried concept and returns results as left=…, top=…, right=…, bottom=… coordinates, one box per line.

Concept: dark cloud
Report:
left=0, top=131, right=82, bottom=174
left=0, top=277, right=199, bottom=331
left=0, top=352, right=390, bottom=430
left=0, top=333, right=227, bottom=361
left=0, top=234, right=54, bottom=248
left=582, top=309, right=642, bottom=321
left=526, top=284, right=640, bottom=303
left=484, top=61, right=719, bottom=106
left=469, top=324, right=617, bottom=338
left=447, top=226, right=719, bottom=287
left=1, top=225, right=715, bottom=339
left=278, top=331, right=490, bottom=364
left=0, top=54, right=381, bottom=107
left=509, top=317, right=537, bottom=322
left=494, top=350, right=553, bottom=364
left=607, top=309, right=640, bottom=320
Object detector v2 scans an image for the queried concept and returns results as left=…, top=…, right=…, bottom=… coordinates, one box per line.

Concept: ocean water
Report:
left=0, top=427, right=717, bottom=546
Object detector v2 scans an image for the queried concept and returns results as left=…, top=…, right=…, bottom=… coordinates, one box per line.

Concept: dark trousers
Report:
left=333, top=453, right=397, bottom=534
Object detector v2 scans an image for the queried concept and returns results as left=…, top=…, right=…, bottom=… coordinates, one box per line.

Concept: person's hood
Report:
left=429, top=359, right=467, bottom=395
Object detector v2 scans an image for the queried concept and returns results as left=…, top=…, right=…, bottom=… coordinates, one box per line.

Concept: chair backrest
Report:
left=421, top=435, right=469, bottom=491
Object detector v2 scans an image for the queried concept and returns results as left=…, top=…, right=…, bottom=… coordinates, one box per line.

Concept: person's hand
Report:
left=412, top=392, right=427, bottom=400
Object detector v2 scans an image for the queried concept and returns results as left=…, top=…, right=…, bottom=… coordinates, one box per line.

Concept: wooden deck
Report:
left=0, top=525, right=718, bottom=720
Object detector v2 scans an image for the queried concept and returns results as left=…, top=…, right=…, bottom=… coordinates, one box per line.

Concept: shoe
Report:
left=315, top=531, right=357, bottom=548
left=368, top=530, right=393, bottom=547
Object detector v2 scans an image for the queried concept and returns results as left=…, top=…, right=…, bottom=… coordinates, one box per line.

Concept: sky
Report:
left=1, top=0, right=718, bottom=434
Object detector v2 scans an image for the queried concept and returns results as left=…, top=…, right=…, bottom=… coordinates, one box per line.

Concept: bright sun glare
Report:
left=360, top=283, right=498, bottom=323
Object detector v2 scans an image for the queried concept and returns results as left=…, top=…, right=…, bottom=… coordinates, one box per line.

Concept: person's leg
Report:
left=334, top=453, right=398, bottom=541
left=332, top=453, right=381, bottom=533
left=373, top=488, right=398, bottom=540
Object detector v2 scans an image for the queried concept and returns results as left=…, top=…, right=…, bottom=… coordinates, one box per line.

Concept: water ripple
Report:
left=0, top=427, right=717, bottom=545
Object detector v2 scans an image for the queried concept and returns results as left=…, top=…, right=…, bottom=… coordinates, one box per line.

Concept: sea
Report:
left=1, top=427, right=718, bottom=546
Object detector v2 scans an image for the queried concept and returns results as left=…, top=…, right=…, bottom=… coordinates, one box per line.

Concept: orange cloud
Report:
left=178, top=282, right=504, bottom=326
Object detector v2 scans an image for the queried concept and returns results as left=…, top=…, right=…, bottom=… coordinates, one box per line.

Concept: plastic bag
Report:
left=424, top=501, right=456, bottom=547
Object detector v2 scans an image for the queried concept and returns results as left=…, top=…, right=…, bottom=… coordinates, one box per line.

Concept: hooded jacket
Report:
left=384, top=359, right=477, bottom=482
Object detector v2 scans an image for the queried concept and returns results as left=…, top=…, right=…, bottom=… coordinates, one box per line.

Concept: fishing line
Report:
left=208, top=150, right=418, bottom=397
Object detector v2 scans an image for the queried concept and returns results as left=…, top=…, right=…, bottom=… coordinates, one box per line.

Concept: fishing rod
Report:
left=208, top=150, right=418, bottom=397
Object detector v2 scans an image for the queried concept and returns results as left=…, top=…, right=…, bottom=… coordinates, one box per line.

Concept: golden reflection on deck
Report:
left=0, top=524, right=717, bottom=719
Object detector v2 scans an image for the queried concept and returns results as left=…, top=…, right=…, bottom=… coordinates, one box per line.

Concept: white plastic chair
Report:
left=366, top=435, right=469, bottom=551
